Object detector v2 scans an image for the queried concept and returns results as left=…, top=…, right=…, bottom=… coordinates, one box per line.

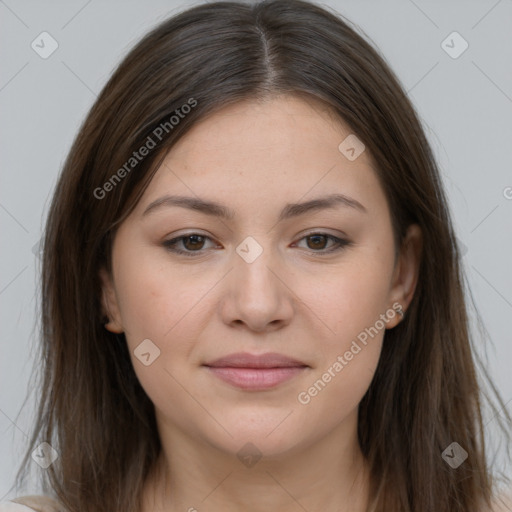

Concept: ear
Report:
left=386, top=223, right=423, bottom=329
left=99, top=266, right=124, bottom=334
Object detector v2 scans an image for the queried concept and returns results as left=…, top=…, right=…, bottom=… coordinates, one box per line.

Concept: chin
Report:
left=202, top=412, right=311, bottom=459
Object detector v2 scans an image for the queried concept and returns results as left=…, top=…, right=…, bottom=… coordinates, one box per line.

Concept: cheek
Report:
left=299, top=249, right=394, bottom=415
left=112, top=245, right=222, bottom=398
left=295, top=249, right=394, bottom=345
left=295, top=262, right=392, bottom=415
left=112, top=251, right=204, bottom=405
left=296, top=340, right=382, bottom=425
left=112, top=244, right=197, bottom=340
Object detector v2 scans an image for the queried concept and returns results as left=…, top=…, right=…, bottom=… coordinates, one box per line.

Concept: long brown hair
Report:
left=11, top=1, right=511, bottom=510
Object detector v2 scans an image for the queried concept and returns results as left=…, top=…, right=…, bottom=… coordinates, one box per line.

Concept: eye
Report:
left=162, top=232, right=352, bottom=257
left=162, top=233, right=216, bottom=256
left=293, top=233, right=351, bottom=254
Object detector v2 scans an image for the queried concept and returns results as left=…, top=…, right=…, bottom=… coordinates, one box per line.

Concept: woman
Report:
left=2, top=0, right=511, bottom=511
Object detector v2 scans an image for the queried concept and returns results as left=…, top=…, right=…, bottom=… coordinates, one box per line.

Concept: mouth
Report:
left=202, top=352, right=309, bottom=391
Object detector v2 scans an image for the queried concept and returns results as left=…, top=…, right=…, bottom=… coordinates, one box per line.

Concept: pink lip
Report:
left=203, top=352, right=309, bottom=390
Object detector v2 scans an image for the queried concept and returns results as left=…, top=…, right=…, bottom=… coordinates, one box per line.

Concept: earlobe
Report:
left=98, top=267, right=124, bottom=334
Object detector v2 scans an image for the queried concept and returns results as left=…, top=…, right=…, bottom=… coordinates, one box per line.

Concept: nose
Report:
left=219, top=241, right=294, bottom=333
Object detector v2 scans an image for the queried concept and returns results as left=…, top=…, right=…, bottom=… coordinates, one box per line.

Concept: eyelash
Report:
left=162, top=232, right=352, bottom=257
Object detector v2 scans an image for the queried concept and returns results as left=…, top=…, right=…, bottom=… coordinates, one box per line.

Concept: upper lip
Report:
left=204, top=352, right=308, bottom=369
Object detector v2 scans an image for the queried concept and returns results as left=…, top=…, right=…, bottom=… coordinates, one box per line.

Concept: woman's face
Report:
left=100, top=94, right=420, bottom=459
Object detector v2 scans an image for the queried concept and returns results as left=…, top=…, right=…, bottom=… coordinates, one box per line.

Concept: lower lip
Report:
left=204, top=366, right=307, bottom=390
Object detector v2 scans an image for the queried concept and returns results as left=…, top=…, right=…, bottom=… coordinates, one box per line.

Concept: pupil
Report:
left=185, top=235, right=203, bottom=250
left=309, top=235, right=326, bottom=249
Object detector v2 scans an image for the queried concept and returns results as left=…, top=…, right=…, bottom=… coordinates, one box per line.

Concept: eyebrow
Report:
left=142, top=193, right=367, bottom=221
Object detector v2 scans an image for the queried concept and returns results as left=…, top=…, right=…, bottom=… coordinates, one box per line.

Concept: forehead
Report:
left=134, top=94, right=386, bottom=219
left=169, top=94, right=356, bottom=164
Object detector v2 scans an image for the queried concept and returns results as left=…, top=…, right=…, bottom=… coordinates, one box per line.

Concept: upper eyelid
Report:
left=167, top=226, right=348, bottom=238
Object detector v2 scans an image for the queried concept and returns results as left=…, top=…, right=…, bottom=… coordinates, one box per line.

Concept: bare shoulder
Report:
left=4, top=496, right=63, bottom=512
left=491, top=487, right=512, bottom=512
left=0, top=502, right=35, bottom=512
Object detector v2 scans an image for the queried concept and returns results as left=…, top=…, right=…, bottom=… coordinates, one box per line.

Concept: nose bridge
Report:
left=223, top=233, right=293, bottom=329
left=233, top=234, right=280, bottom=297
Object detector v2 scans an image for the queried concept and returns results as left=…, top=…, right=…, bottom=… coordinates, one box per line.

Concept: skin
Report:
left=99, top=93, right=422, bottom=512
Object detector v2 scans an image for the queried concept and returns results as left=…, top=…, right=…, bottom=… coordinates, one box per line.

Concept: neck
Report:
left=142, top=412, right=370, bottom=512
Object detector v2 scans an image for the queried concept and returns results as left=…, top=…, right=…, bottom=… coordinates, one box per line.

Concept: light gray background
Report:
left=1, top=0, right=511, bottom=500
